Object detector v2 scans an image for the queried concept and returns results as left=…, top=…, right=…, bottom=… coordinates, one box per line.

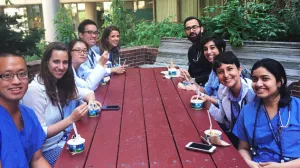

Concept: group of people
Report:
left=0, top=19, right=126, bottom=167
left=0, top=15, right=299, bottom=168
left=180, top=16, right=300, bottom=167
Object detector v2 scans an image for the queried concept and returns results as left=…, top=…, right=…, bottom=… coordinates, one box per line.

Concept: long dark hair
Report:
left=251, top=58, right=291, bottom=107
left=39, top=42, right=77, bottom=107
left=100, top=25, right=120, bottom=51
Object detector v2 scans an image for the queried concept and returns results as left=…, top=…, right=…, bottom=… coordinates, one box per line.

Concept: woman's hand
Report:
left=112, top=66, right=126, bottom=74
left=179, top=68, right=191, bottom=80
left=70, top=102, right=88, bottom=122
left=259, top=162, right=281, bottom=168
left=99, top=51, right=109, bottom=67
left=247, top=161, right=263, bottom=168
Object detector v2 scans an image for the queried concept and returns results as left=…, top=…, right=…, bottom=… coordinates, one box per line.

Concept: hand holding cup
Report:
left=70, top=102, right=88, bottom=122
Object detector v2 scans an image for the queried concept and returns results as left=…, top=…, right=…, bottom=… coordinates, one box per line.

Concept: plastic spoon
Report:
left=72, top=122, right=79, bottom=138
left=163, top=62, right=169, bottom=70
left=207, top=109, right=213, bottom=134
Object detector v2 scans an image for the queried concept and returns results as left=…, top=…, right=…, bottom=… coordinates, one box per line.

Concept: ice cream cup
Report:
left=168, top=68, right=177, bottom=76
left=88, top=102, right=101, bottom=117
left=204, top=129, right=222, bottom=140
left=67, top=135, right=85, bottom=154
left=183, top=81, right=191, bottom=86
left=190, top=99, right=203, bottom=110
left=100, top=76, right=111, bottom=85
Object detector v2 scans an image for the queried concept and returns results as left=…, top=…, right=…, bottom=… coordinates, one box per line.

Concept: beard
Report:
left=188, top=32, right=201, bottom=43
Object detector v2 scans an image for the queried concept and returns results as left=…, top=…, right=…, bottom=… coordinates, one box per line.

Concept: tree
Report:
left=0, top=14, right=45, bottom=56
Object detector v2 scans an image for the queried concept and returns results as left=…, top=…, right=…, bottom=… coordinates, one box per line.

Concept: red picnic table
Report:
left=55, top=67, right=247, bottom=168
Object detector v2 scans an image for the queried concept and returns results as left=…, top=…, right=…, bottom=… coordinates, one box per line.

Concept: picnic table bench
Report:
left=55, top=67, right=247, bottom=168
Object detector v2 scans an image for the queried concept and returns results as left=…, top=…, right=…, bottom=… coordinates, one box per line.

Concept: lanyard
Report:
left=263, top=105, right=283, bottom=162
left=230, top=97, right=247, bottom=129
left=58, top=104, right=64, bottom=120
left=251, top=101, right=290, bottom=163
left=88, top=50, right=96, bottom=68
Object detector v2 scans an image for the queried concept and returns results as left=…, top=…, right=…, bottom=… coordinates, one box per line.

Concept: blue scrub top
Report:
left=0, top=104, right=46, bottom=167
left=204, top=70, right=219, bottom=96
left=233, top=97, right=300, bottom=163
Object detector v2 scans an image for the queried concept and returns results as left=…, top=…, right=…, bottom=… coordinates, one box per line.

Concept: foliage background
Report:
left=0, top=14, right=45, bottom=57
left=1, top=0, right=299, bottom=61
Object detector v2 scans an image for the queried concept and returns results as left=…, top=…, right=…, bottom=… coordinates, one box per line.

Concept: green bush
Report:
left=0, top=14, right=45, bottom=56
left=132, top=17, right=185, bottom=47
left=102, top=0, right=136, bottom=47
left=54, top=6, right=77, bottom=44
left=201, top=0, right=287, bottom=47
left=279, top=0, right=300, bottom=41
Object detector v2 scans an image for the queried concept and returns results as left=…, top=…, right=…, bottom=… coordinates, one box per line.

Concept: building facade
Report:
left=0, top=0, right=222, bottom=42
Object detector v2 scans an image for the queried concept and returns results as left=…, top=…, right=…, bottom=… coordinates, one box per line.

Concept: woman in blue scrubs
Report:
left=233, top=58, right=300, bottom=167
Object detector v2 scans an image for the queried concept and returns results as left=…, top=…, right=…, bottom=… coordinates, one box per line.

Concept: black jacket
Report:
left=187, top=41, right=211, bottom=86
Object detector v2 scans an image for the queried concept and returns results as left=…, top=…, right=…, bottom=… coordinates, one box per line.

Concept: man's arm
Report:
left=0, top=160, right=2, bottom=168
left=30, top=150, right=51, bottom=168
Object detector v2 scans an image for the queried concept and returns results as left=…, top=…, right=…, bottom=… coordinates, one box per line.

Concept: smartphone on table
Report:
left=185, top=142, right=216, bottom=153
left=102, top=105, right=120, bottom=111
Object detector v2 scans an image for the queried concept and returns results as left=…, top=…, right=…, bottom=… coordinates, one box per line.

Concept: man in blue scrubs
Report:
left=0, top=52, right=50, bottom=168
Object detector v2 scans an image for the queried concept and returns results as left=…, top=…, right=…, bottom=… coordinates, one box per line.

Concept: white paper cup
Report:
left=168, top=68, right=177, bottom=76
left=204, top=129, right=222, bottom=140
left=190, top=99, right=204, bottom=110
left=67, top=135, right=85, bottom=154
left=88, top=102, right=101, bottom=117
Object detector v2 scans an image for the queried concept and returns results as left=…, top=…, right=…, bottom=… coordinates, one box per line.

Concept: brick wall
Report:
left=26, top=46, right=158, bottom=77
left=119, top=46, right=158, bottom=67
left=289, top=82, right=300, bottom=98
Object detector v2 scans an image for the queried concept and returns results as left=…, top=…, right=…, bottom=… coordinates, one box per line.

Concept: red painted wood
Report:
left=54, top=83, right=109, bottom=168
left=153, top=68, right=216, bottom=168
left=140, top=68, right=182, bottom=168
left=117, top=68, right=148, bottom=167
left=172, top=77, right=248, bottom=168
left=85, top=73, right=126, bottom=168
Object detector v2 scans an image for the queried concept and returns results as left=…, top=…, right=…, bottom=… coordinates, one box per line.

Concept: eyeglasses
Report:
left=84, top=30, right=99, bottom=35
left=0, top=71, right=28, bottom=81
left=185, top=25, right=201, bottom=31
left=72, top=49, right=88, bottom=55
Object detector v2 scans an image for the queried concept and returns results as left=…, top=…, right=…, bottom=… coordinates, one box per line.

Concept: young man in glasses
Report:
left=0, top=52, right=51, bottom=168
left=77, top=19, right=125, bottom=81
left=180, top=16, right=211, bottom=86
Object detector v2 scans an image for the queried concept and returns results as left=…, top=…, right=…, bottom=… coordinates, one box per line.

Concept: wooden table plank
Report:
left=54, top=83, right=109, bottom=168
left=154, top=68, right=216, bottom=168
left=85, top=73, right=126, bottom=168
left=172, top=78, right=248, bottom=168
left=117, top=68, right=148, bottom=167
left=140, top=68, right=182, bottom=168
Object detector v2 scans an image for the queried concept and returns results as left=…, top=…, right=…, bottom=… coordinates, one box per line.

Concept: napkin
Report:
left=177, top=82, right=197, bottom=91
left=160, top=70, right=180, bottom=78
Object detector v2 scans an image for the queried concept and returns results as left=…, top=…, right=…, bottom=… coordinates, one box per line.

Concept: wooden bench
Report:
left=289, top=81, right=300, bottom=98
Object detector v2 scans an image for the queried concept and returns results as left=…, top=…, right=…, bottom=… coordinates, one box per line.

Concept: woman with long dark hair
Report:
left=99, top=25, right=126, bottom=73
left=22, top=42, right=100, bottom=166
left=233, top=58, right=300, bottom=167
